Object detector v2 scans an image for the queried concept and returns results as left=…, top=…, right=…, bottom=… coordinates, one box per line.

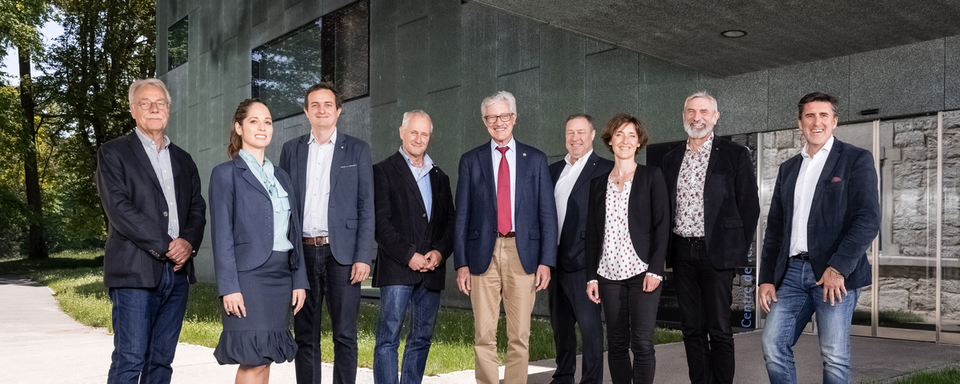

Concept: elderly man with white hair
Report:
left=660, top=91, right=760, bottom=384
left=96, top=78, right=207, bottom=384
left=454, top=91, right=558, bottom=384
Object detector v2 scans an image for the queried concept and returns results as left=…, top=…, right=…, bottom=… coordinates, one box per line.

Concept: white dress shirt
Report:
left=303, top=129, right=337, bottom=237
left=491, top=138, right=517, bottom=232
left=554, top=149, right=593, bottom=243
left=789, top=135, right=835, bottom=256
left=134, top=128, right=179, bottom=240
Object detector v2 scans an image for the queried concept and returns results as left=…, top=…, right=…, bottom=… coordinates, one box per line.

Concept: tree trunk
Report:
left=19, top=48, right=48, bottom=259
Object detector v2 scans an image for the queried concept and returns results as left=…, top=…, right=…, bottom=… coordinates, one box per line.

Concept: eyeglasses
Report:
left=483, top=113, right=515, bottom=124
left=137, top=100, right=169, bottom=110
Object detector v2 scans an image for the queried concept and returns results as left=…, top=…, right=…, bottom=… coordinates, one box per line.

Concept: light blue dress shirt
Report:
left=134, top=128, right=179, bottom=240
left=238, top=149, right=293, bottom=252
left=398, top=147, right=433, bottom=221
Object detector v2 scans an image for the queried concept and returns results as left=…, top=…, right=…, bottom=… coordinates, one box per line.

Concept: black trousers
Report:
left=549, top=267, right=604, bottom=384
left=598, top=273, right=661, bottom=384
left=294, top=244, right=361, bottom=384
left=672, top=234, right=736, bottom=384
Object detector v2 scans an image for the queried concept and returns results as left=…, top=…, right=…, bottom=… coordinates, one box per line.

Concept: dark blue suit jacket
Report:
left=454, top=140, right=558, bottom=275
left=759, top=139, right=880, bottom=290
left=279, top=132, right=376, bottom=266
left=209, top=156, right=309, bottom=296
left=549, top=151, right=614, bottom=272
left=96, top=131, right=207, bottom=288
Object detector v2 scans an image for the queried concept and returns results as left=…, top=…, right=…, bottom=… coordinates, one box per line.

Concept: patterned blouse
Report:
left=598, top=178, right=649, bottom=281
left=673, top=134, right=713, bottom=237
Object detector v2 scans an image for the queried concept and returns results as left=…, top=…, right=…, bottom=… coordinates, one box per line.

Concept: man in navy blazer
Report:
left=662, top=92, right=760, bottom=384
left=547, top=114, right=612, bottom=384
left=759, top=92, right=879, bottom=384
left=96, top=79, right=206, bottom=384
left=279, top=82, right=375, bottom=384
left=454, top=91, right=558, bottom=384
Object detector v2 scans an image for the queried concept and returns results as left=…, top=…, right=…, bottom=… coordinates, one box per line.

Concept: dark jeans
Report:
left=295, top=243, right=361, bottom=384
left=107, top=262, right=190, bottom=384
left=373, top=283, right=442, bottom=384
left=549, top=267, right=604, bottom=384
left=672, top=235, right=737, bottom=384
left=598, top=273, right=661, bottom=384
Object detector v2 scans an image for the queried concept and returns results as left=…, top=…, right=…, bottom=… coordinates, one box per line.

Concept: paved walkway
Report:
left=3, top=275, right=960, bottom=383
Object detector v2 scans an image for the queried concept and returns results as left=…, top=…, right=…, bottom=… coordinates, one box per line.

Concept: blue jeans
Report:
left=373, top=283, right=442, bottom=384
left=107, top=263, right=190, bottom=384
left=761, top=258, right=860, bottom=384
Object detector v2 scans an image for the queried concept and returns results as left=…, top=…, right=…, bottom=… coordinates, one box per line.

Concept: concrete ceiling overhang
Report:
left=474, top=0, right=960, bottom=77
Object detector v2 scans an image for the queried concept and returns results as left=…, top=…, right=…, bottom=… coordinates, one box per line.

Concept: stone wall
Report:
left=745, top=111, right=960, bottom=322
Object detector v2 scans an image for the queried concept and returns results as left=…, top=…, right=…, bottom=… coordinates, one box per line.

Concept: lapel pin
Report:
left=522, top=153, right=527, bottom=157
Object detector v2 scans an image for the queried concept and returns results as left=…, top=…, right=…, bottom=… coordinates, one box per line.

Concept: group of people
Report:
left=96, top=76, right=879, bottom=384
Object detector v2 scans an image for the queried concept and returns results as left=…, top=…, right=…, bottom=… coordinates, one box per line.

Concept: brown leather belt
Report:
left=498, top=231, right=516, bottom=238
left=302, top=236, right=330, bottom=246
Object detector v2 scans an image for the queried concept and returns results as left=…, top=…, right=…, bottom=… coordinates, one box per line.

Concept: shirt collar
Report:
left=134, top=127, right=170, bottom=151
left=801, top=135, right=835, bottom=159
left=685, top=132, right=714, bottom=154
left=308, top=128, right=337, bottom=146
left=490, top=137, right=516, bottom=152
left=399, top=146, right=434, bottom=170
left=565, top=149, right=594, bottom=166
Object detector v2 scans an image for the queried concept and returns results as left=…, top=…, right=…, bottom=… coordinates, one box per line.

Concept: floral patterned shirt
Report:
left=598, top=178, right=649, bottom=280
left=673, top=134, right=714, bottom=238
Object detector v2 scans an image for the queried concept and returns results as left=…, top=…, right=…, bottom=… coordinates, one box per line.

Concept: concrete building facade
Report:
left=155, top=0, right=960, bottom=343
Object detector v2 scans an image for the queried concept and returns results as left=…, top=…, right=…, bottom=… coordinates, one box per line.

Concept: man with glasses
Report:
left=96, top=78, right=207, bottom=384
left=454, top=91, right=557, bottom=384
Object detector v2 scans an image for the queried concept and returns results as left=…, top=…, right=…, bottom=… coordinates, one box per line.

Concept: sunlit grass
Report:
left=5, top=249, right=684, bottom=375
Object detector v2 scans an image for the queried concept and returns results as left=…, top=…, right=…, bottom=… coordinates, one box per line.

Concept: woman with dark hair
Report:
left=209, top=99, right=308, bottom=383
left=585, top=113, right=670, bottom=384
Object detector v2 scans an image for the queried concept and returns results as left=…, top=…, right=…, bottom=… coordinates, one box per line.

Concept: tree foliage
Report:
left=0, top=0, right=156, bottom=256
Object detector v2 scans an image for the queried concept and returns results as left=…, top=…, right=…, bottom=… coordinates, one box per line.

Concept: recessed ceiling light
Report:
left=721, top=30, right=747, bottom=38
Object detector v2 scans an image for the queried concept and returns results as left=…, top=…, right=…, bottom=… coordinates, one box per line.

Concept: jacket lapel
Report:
left=330, top=134, right=346, bottom=190
left=810, top=140, right=843, bottom=213
left=126, top=132, right=162, bottom=192
left=570, top=152, right=599, bottom=196
left=477, top=143, right=495, bottom=199
left=235, top=156, right=270, bottom=199
left=704, top=139, right=720, bottom=190
left=296, top=134, right=310, bottom=204
left=391, top=153, right=427, bottom=215
left=514, top=142, right=527, bottom=208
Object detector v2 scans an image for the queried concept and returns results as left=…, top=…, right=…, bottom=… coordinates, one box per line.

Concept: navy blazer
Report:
left=209, top=156, right=309, bottom=297
left=372, top=152, right=456, bottom=290
left=549, top=151, right=614, bottom=272
left=759, top=139, right=880, bottom=290
left=96, top=131, right=207, bottom=288
left=585, top=165, right=671, bottom=282
left=279, top=132, right=376, bottom=266
left=454, top=140, right=558, bottom=275
left=662, top=137, right=760, bottom=269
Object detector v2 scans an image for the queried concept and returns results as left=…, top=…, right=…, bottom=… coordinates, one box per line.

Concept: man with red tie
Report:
left=454, top=91, right=558, bottom=384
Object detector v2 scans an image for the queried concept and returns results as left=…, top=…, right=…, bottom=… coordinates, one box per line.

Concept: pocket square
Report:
left=341, top=164, right=357, bottom=168
left=831, top=176, right=842, bottom=182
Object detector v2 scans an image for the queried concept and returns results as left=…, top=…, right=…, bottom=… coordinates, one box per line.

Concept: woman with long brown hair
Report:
left=209, top=99, right=307, bottom=383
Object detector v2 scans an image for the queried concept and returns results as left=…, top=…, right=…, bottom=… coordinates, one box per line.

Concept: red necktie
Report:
left=497, top=146, right=511, bottom=236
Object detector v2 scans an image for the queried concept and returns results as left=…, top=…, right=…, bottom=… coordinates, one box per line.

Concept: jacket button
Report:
left=163, top=211, right=168, bottom=217
left=423, top=213, right=427, bottom=218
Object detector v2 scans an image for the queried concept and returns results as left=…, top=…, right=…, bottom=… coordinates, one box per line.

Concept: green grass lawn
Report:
left=878, top=366, right=960, bottom=384
left=1, top=249, right=683, bottom=375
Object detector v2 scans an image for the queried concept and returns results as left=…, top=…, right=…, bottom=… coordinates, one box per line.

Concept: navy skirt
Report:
left=214, top=250, right=297, bottom=366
